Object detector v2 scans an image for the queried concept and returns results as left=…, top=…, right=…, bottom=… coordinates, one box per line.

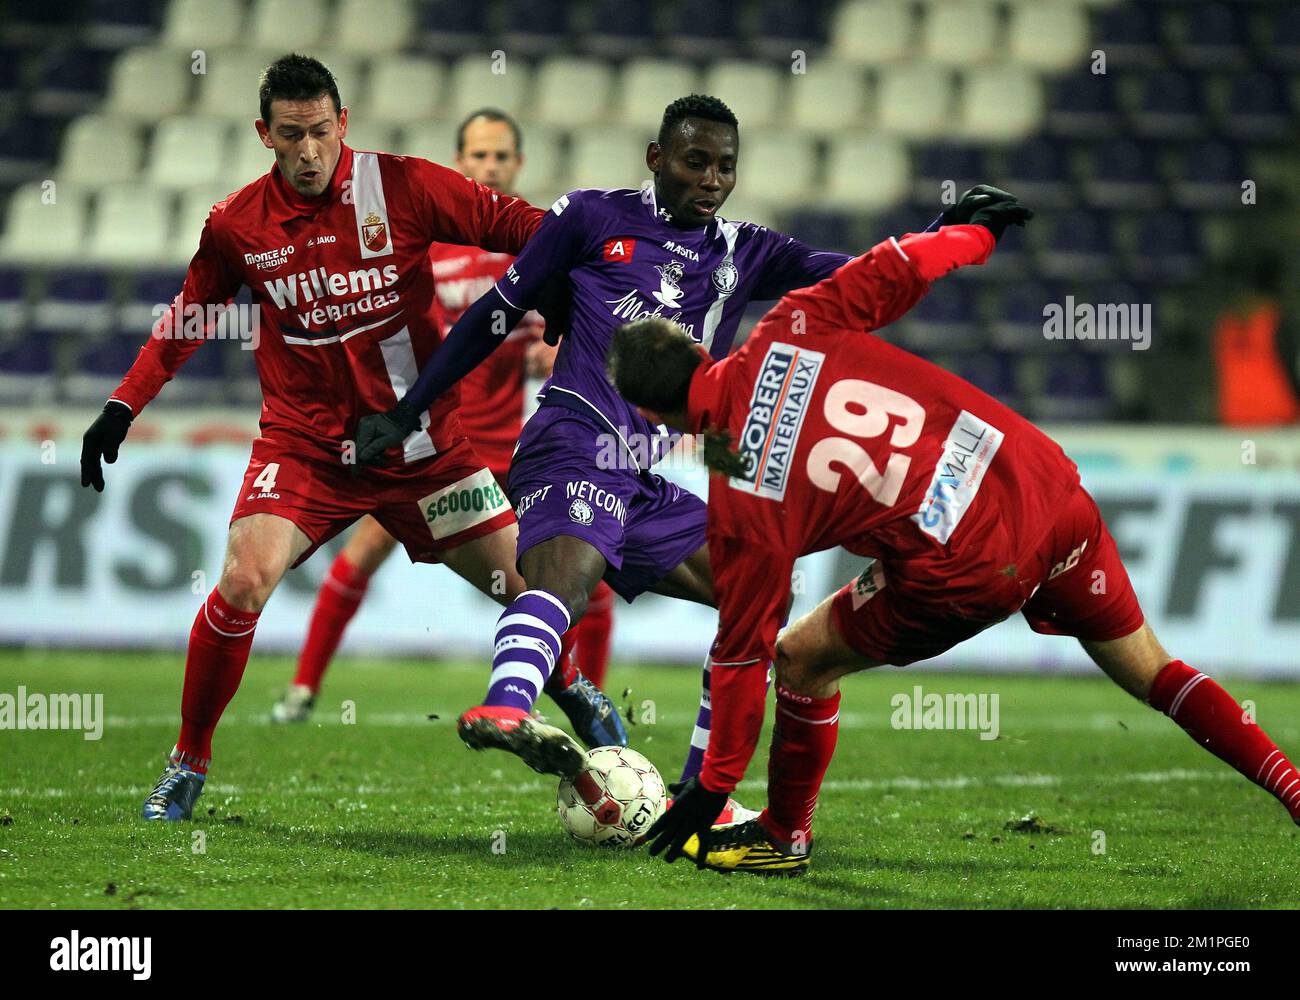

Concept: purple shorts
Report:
left=507, top=406, right=707, bottom=601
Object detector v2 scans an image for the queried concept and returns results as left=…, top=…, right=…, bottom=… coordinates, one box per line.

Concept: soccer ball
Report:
left=557, top=746, right=667, bottom=847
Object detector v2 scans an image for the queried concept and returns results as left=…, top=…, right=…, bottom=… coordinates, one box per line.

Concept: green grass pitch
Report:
left=0, top=648, right=1297, bottom=909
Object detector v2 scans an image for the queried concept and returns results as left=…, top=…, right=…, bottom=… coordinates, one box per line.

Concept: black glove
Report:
left=645, top=776, right=730, bottom=867
left=536, top=272, right=573, bottom=348
left=941, top=184, right=1018, bottom=226
left=80, top=400, right=133, bottom=492
left=356, top=399, right=421, bottom=467
left=968, top=198, right=1033, bottom=242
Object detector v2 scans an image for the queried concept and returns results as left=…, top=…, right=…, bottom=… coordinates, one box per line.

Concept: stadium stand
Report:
left=0, top=0, right=1295, bottom=423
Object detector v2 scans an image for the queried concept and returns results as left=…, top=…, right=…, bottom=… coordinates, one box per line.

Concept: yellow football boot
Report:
left=682, top=820, right=811, bottom=877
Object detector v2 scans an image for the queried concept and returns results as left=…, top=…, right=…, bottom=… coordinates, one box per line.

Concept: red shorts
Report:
left=830, top=485, right=1145, bottom=665
left=230, top=434, right=515, bottom=568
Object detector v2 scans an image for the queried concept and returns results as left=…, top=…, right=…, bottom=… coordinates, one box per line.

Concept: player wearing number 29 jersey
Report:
left=613, top=216, right=1300, bottom=877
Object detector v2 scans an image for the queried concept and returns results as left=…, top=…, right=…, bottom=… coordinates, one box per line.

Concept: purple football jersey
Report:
left=495, top=186, right=851, bottom=468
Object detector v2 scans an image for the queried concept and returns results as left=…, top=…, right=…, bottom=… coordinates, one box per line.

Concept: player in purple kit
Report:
left=357, top=96, right=854, bottom=786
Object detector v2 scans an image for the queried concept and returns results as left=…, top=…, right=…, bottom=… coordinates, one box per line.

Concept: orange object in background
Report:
left=1214, top=302, right=1300, bottom=426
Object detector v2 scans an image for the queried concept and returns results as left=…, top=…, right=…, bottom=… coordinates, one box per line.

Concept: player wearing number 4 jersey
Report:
left=610, top=188, right=1300, bottom=877
left=76, top=56, right=625, bottom=821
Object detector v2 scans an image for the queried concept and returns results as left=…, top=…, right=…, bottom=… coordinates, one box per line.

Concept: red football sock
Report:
left=759, top=685, right=841, bottom=850
left=575, top=580, right=615, bottom=689
left=544, top=629, right=579, bottom=693
left=1149, top=660, right=1300, bottom=823
left=176, top=589, right=260, bottom=770
left=293, top=551, right=372, bottom=692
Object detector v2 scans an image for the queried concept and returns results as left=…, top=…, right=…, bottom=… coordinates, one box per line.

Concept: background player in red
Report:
left=77, top=55, right=624, bottom=821
left=608, top=187, right=1300, bottom=876
left=272, top=109, right=620, bottom=727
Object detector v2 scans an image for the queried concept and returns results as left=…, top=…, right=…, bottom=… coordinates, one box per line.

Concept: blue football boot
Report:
left=141, top=751, right=206, bottom=821
left=547, top=673, right=629, bottom=749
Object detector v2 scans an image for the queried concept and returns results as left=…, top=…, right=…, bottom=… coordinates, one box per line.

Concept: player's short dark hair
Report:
left=258, top=53, right=341, bottom=125
left=606, top=318, right=703, bottom=415
left=456, top=108, right=523, bottom=153
left=657, top=94, right=739, bottom=148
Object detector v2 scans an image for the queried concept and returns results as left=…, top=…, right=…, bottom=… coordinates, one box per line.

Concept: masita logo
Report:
left=730, top=342, right=824, bottom=501
left=50, top=931, right=151, bottom=980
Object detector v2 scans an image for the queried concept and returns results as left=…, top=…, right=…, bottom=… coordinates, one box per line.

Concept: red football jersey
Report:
left=111, top=143, right=542, bottom=468
left=686, top=226, right=1082, bottom=791
left=428, top=243, right=545, bottom=474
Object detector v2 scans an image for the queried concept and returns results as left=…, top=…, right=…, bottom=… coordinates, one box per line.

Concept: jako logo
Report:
left=50, top=931, right=151, bottom=980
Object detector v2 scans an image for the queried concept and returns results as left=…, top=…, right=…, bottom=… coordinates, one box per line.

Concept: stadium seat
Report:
left=920, top=1, right=999, bottom=67
left=899, top=280, right=980, bottom=350
left=1081, top=138, right=1164, bottom=210
left=614, top=59, right=700, bottom=128
left=1126, top=71, right=1208, bottom=139
left=752, top=0, right=831, bottom=62
left=911, top=144, right=983, bottom=208
left=1127, top=210, right=1202, bottom=283
left=876, top=64, right=955, bottom=139
left=663, top=0, right=743, bottom=60
left=249, top=0, right=327, bottom=51
left=1168, top=140, right=1244, bottom=210
left=514, top=124, right=564, bottom=195
left=823, top=135, right=910, bottom=210
left=342, top=122, right=398, bottom=154
left=58, top=115, right=144, bottom=188
left=0, top=183, right=90, bottom=264
left=416, top=0, right=489, bottom=56
left=227, top=129, right=273, bottom=189
left=160, top=0, right=245, bottom=49
left=171, top=185, right=234, bottom=266
left=957, top=67, right=1044, bottom=143
left=34, top=268, right=114, bottom=334
left=533, top=58, right=615, bottom=127
left=149, top=117, right=234, bottom=191
left=0, top=332, right=56, bottom=402
left=66, top=329, right=143, bottom=404
left=362, top=58, right=445, bottom=125
left=786, top=60, right=871, bottom=134
left=952, top=350, right=1020, bottom=406
left=104, top=47, right=193, bottom=119
left=829, top=0, right=915, bottom=66
left=399, top=120, right=458, bottom=164
left=32, top=47, right=111, bottom=115
left=197, top=49, right=280, bottom=122
left=0, top=268, right=28, bottom=335
left=780, top=209, right=857, bottom=254
left=499, top=0, right=571, bottom=58
left=1035, top=354, right=1114, bottom=421
left=993, top=136, right=1073, bottom=209
left=121, top=269, right=189, bottom=333
left=1008, top=2, right=1090, bottom=71
left=583, top=0, right=657, bottom=60
left=1169, top=2, right=1250, bottom=71
left=1043, top=72, right=1123, bottom=138
left=1218, top=72, right=1295, bottom=142
left=313, top=51, right=365, bottom=111
left=1266, top=7, right=1300, bottom=71
left=988, top=280, right=1064, bottom=350
left=702, top=61, right=785, bottom=130
left=445, top=54, right=533, bottom=121
left=333, top=0, right=415, bottom=53
left=734, top=129, right=816, bottom=208
left=1093, top=3, right=1164, bottom=69
left=1035, top=208, right=1116, bottom=281
left=567, top=128, right=652, bottom=192
left=87, top=185, right=174, bottom=266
